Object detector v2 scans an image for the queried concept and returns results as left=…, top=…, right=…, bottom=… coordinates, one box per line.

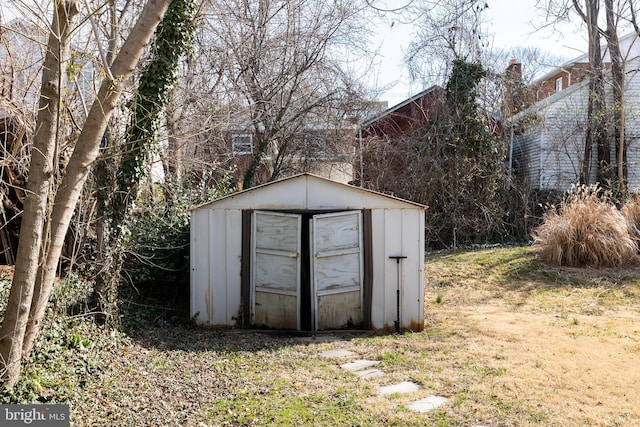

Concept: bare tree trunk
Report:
left=630, top=0, right=640, bottom=35
left=21, top=0, right=172, bottom=361
left=163, top=97, right=182, bottom=206
left=0, top=0, right=79, bottom=387
left=92, top=0, right=120, bottom=320
left=604, top=0, right=626, bottom=196
left=578, top=0, right=609, bottom=186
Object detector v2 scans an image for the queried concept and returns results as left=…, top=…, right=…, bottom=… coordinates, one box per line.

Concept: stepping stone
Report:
left=378, top=381, right=420, bottom=395
left=319, top=349, right=355, bottom=358
left=408, top=395, right=448, bottom=413
left=354, top=368, right=385, bottom=379
left=340, top=360, right=379, bottom=371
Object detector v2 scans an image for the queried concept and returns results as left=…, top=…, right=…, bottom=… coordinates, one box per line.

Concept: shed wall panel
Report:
left=205, top=209, right=229, bottom=325
left=383, top=209, right=403, bottom=330
left=368, top=208, right=424, bottom=331
left=191, top=209, right=243, bottom=326
left=190, top=209, right=211, bottom=324
left=400, top=209, right=425, bottom=331
left=225, top=210, right=243, bottom=325
left=369, top=209, right=387, bottom=330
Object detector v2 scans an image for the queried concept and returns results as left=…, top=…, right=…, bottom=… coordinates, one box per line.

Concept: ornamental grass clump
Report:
left=532, top=185, right=637, bottom=267
left=621, top=195, right=640, bottom=247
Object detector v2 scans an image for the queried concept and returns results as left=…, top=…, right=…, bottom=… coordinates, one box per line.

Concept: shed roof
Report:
left=192, top=173, right=426, bottom=211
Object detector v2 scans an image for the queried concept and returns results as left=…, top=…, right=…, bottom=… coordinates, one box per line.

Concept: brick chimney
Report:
left=502, top=59, right=528, bottom=117
left=506, top=59, right=522, bottom=80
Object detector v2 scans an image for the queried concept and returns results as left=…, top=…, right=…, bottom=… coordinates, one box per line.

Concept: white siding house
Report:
left=509, top=33, right=640, bottom=191
left=190, top=173, right=426, bottom=332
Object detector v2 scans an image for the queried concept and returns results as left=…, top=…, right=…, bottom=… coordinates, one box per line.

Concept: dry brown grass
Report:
left=418, top=246, right=640, bottom=426
left=622, top=194, right=640, bottom=245
left=533, top=185, right=638, bottom=267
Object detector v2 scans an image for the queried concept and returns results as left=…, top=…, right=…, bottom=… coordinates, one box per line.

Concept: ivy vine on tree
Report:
left=369, top=58, right=509, bottom=248
left=92, top=0, right=198, bottom=317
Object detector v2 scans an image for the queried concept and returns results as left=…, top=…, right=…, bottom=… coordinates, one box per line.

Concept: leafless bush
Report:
left=533, top=185, right=637, bottom=267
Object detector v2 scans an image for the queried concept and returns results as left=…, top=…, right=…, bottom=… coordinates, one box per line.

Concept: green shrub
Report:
left=123, top=172, right=238, bottom=307
left=532, top=185, right=637, bottom=267
left=125, top=201, right=191, bottom=300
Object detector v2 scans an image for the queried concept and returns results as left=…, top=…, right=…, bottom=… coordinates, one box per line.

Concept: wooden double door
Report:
left=250, top=210, right=363, bottom=331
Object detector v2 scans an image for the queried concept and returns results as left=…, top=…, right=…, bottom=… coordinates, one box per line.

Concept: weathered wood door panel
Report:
left=312, top=211, right=363, bottom=330
left=252, top=211, right=301, bottom=329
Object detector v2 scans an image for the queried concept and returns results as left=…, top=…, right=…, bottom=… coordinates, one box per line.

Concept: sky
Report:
left=374, top=0, right=588, bottom=106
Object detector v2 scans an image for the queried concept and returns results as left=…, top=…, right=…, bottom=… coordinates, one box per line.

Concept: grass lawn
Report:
left=3, top=245, right=640, bottom=426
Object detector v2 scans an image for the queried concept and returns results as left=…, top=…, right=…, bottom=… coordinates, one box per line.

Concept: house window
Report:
left=232, top=134, right=253, bottom=155
left=555, top=77, right=563, bottom=92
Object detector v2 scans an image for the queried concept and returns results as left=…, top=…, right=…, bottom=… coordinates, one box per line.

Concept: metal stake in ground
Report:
left=389, top=255, right=407, bottom=333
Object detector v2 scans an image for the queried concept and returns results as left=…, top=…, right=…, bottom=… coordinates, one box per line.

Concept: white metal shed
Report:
left=190, top=173, right=426, bottom=332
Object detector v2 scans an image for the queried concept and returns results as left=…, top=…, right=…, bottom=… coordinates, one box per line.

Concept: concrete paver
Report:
left=378, top=381, right=420, bottom=395
left=319, top=349, right=355, bottom=358
left=340, top=360, right=380, bottom=371
left=354, top=368, right=385, bottom=379
left=408, top=395, right=448, bottom=413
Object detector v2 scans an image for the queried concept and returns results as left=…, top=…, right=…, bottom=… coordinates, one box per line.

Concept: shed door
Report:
left=312, top=211, right=363, bottom=330
left=252, top=211, right=301, bottom=329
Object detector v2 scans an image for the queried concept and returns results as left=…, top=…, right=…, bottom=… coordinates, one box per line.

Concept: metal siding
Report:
left=195, top=174, right=425, bottom=211
left=383, top=209, right=404, bottom=330
left=369, top=208, right=424, bottom=331
left=369, top=209, right=387, bottom=329
left=400, top=209, right=425, bottom=331
left=306, top=180, right=368, bottom=209
left=190, top=209, right=211, bottom=324
left=362, top=209, right=373, bottom=329
left=210, top=209, right=228, bottom=325
left=226, top=210, right=243, bottom=325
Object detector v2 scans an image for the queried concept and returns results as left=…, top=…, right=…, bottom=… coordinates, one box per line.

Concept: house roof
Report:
left=360, top=85, right=444, bottom=128
left=191, top=173, right=427, bottom=211
left=530, top=31, right=639, bottom=87
left=531, top=59, right=585, bottom=86
left=508, top=78, right=589, bottom=123
left=509, top=32, right=640, bottom=123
